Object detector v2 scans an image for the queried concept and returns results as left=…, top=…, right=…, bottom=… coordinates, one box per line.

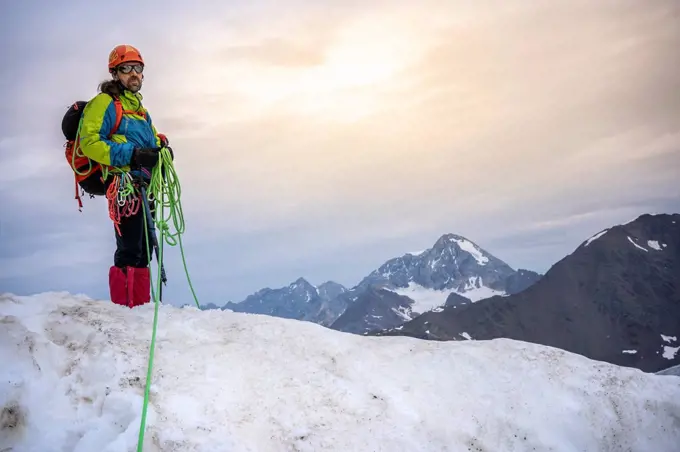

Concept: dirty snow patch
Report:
left=622, top=350, right=637, bottom=354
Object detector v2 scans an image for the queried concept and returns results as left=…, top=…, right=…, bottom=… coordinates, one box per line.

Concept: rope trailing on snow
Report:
left=136, top=147, right=201, bottom=451
left=138, top=199, right=163, bottom=452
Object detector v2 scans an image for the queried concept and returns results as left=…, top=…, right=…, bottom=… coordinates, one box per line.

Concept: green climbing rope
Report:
left=148, top=147, right=201, bottom=308
left=137, top=194, right=163, bottom=452
left=135, top=146, right=200, bottom=451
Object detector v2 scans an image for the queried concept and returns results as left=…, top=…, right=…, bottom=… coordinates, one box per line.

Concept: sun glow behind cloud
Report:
left=139, top=0, right=680, bottom=241
left=194, top=14, right=431, bottom=123
left=1, top=0, right=679, bottom=304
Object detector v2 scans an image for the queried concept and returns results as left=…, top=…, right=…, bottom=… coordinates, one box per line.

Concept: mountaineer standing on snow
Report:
left=77, top=44, right=169, bottom=308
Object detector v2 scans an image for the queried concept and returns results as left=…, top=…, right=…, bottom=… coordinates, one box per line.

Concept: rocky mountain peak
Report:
left=329, top=233, right=542, bottom=334
left=288, top=277, right=316, bottom=297
left=361, top=233, right=519, bottom=297
left=380, top=213, right=680, bottom=373
left=431, top=234, right=490, bottom=266
left=317, top=281, right=347, bottom=301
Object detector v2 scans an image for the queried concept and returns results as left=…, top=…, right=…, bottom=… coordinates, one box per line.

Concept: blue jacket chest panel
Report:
left=120, top=115, right=157, bottom=149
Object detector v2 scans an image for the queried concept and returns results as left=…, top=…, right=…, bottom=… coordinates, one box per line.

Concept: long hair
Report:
left=98, top=79, right=123, bottom=97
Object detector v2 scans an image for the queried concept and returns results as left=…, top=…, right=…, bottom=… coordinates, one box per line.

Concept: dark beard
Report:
left=126, top=78, right=142, bottom=92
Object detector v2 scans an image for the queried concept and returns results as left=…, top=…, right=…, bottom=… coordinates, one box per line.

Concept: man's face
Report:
left=115, top=61, right=144, bottom=92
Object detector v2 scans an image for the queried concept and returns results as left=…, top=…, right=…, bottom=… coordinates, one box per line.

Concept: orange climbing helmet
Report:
left=108, top=44, right=144, bottom=70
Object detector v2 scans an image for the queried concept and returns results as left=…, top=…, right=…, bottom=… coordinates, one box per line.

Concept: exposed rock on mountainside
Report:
left=330, top=234, right=541, bottom=334
left=379, top=213, right=680, bottom=373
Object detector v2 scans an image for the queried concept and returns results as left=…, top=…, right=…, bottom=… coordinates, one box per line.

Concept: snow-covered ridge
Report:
left=449, top=236, right=489, bottom=265
left=2, top=292, right=680, bottom=451
left=583, top=229, right=668, bottom=252
left=584, top=229, right=608, bottom=246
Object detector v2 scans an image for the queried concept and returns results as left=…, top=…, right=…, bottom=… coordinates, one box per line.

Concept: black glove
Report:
left=130, top=147, right=160, bottom=168
left=165, top=146, right=174, bottom=160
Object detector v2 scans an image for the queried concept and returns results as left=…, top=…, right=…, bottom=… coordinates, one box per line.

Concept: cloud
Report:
left=1, top=0, right=679, bottom=304
left=218, top=38, right=326, bottom=68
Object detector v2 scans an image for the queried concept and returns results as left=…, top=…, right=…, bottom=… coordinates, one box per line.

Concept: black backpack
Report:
left=61, top=97, right=124, bottom=209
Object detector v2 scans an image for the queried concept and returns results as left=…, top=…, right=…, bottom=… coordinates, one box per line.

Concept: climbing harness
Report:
left=106, top=173, right=141, bottom=236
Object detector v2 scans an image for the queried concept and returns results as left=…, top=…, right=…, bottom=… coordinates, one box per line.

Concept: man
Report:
left=78, top=44, right=167, bottom=308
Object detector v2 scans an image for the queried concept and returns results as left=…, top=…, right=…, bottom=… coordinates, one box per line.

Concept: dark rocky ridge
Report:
left=223, top=278, right=348, bottom=323
left=378, top=213, right=680, bottom=373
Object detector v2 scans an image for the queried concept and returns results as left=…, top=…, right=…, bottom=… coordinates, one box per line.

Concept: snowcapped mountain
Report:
left=222, top=278, right=347, bottom=323
left=329, top=233, right=541, bottom=334
left=2, top=292, right=680, bottom=451
left=381, top=213, right=680, bottom=373
left=363, top=233, right=518, bottom=298
left=212, top=233, right=539, bottom=332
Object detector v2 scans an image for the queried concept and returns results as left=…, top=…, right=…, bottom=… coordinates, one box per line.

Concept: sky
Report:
left=1, top=0, right=679, bottom=307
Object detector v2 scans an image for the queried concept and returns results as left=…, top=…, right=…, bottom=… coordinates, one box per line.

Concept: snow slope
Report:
left=392, top=279, right=504, bottom=317
left=450, top=237, right=489, bottom=265
left=2, top=292, right=680, bottom=452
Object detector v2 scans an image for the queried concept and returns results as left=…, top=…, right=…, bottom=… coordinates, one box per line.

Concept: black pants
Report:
left=80, top=169, right=155, bottom=269
left=114, top=203, right=155, bottom=268
left=112, top=181, right=156, bottom=269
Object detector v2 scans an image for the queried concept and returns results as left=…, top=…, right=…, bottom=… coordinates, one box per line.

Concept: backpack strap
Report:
left=108, top=95, right=148, bottom=136
left=110, top=97, right=123, bottom=138
left=122, top=108, right=147, bottom=120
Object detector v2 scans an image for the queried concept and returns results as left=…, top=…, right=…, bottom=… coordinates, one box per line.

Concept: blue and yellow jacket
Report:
left=79, top=89, right=160, bottom=174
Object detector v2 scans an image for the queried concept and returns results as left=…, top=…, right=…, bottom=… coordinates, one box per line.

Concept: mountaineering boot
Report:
left=109, top=266, right=128, bottom=306
left=127, top=266, right=151, bottom=307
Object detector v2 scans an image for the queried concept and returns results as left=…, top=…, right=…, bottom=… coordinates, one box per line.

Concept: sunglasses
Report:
left=117, top=64, right=144, bottom=74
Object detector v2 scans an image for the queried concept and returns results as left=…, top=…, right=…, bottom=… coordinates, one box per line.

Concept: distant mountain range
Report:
left=328, top=234, right=540, bottom=334
left=202, top=212, right=680, bottom=373
left=221, top=279, right=348, bottom=324
left=209, top=232, right=541, bottom=334
left=377, top=213, right=680, bottom=373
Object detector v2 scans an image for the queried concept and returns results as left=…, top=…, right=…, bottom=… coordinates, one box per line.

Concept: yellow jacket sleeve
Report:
left=78, top=93, right=135, bottom=167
